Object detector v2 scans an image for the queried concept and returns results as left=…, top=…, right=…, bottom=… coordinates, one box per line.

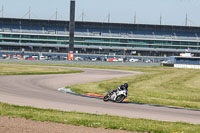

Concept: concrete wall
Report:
left=174, top=64, right=200, bottom=69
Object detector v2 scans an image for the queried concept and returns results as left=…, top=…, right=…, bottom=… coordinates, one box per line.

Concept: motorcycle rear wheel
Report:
left=115, top=95, right=125, bottom=103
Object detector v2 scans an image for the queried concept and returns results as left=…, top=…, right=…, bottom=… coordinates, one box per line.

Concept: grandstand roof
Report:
left=1, top=17, right=200, bottom=33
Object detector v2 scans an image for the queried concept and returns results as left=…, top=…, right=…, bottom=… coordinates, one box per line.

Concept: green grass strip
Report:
left=0, top=102, right=200, bottom=133
left=0, top=64, right=83, bottom=75
left=70, top=66, right=200, bottom=110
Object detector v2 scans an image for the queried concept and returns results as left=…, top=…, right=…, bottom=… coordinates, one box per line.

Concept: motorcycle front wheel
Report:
left=115, top=95, right=125, bottom=103
left=103, top=94, right=109, bottom=102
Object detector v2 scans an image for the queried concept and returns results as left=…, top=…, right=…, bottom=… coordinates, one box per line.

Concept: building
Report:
left=0, top=17, right=200, bottom=57
left=170, top=56, right=200, bottom=65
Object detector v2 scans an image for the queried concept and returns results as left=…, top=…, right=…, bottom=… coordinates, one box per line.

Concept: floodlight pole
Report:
left=185, top=14, right=188, bottom=26
left=82, top=10, right=84, bottom=21
left=160, top=14, right=162, bottom=25
left=69, top=0, right=75, bottom=53
left=29, top=7, right=31, bottom=19
left=108, top=12, right=110, bottom=23
left=56, top=8, right=58, bottom=20
left=134, top=12, right=136, bottom=24
left=2, top=5, right=4, bottom=18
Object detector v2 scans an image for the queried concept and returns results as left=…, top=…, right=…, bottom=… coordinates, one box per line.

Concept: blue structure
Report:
left=169, top=56, right=200, bottom=65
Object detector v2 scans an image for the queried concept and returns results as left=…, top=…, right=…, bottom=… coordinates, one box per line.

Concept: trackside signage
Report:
left=68, top=53, right=74, bottom=60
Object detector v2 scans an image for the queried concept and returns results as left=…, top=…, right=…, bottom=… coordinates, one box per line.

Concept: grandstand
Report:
left=0, top=17, right=200, bottom=57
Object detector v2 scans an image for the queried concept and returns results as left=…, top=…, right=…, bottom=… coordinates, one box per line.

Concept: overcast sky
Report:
left=0, top=0, right=200, bottom=26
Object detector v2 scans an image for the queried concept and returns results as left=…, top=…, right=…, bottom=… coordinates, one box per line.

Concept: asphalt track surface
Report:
left=0, top=65, right=200, bottom=124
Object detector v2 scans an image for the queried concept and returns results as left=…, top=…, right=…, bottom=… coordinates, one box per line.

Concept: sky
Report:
left=0, top=0, right=200, bottom=26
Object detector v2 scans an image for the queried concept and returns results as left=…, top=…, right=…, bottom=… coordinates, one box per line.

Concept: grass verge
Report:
left=0, top=64, right=83, bottom=75
left=69, top=66, right=200, bottom=109
left=0, top=102, right=200, bottom=133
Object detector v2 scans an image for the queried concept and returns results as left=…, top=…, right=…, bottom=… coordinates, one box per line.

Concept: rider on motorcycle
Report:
left=103, top=83, right=129, bottom=102
left=111, top=83, right=128, bottom=94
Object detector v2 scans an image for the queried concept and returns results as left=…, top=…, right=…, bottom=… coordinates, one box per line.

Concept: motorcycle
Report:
left=103, top=88, right=127, bottom=103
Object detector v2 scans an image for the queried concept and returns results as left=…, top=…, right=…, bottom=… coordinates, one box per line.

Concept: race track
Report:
left=0, top=65, right=200, bottom=124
